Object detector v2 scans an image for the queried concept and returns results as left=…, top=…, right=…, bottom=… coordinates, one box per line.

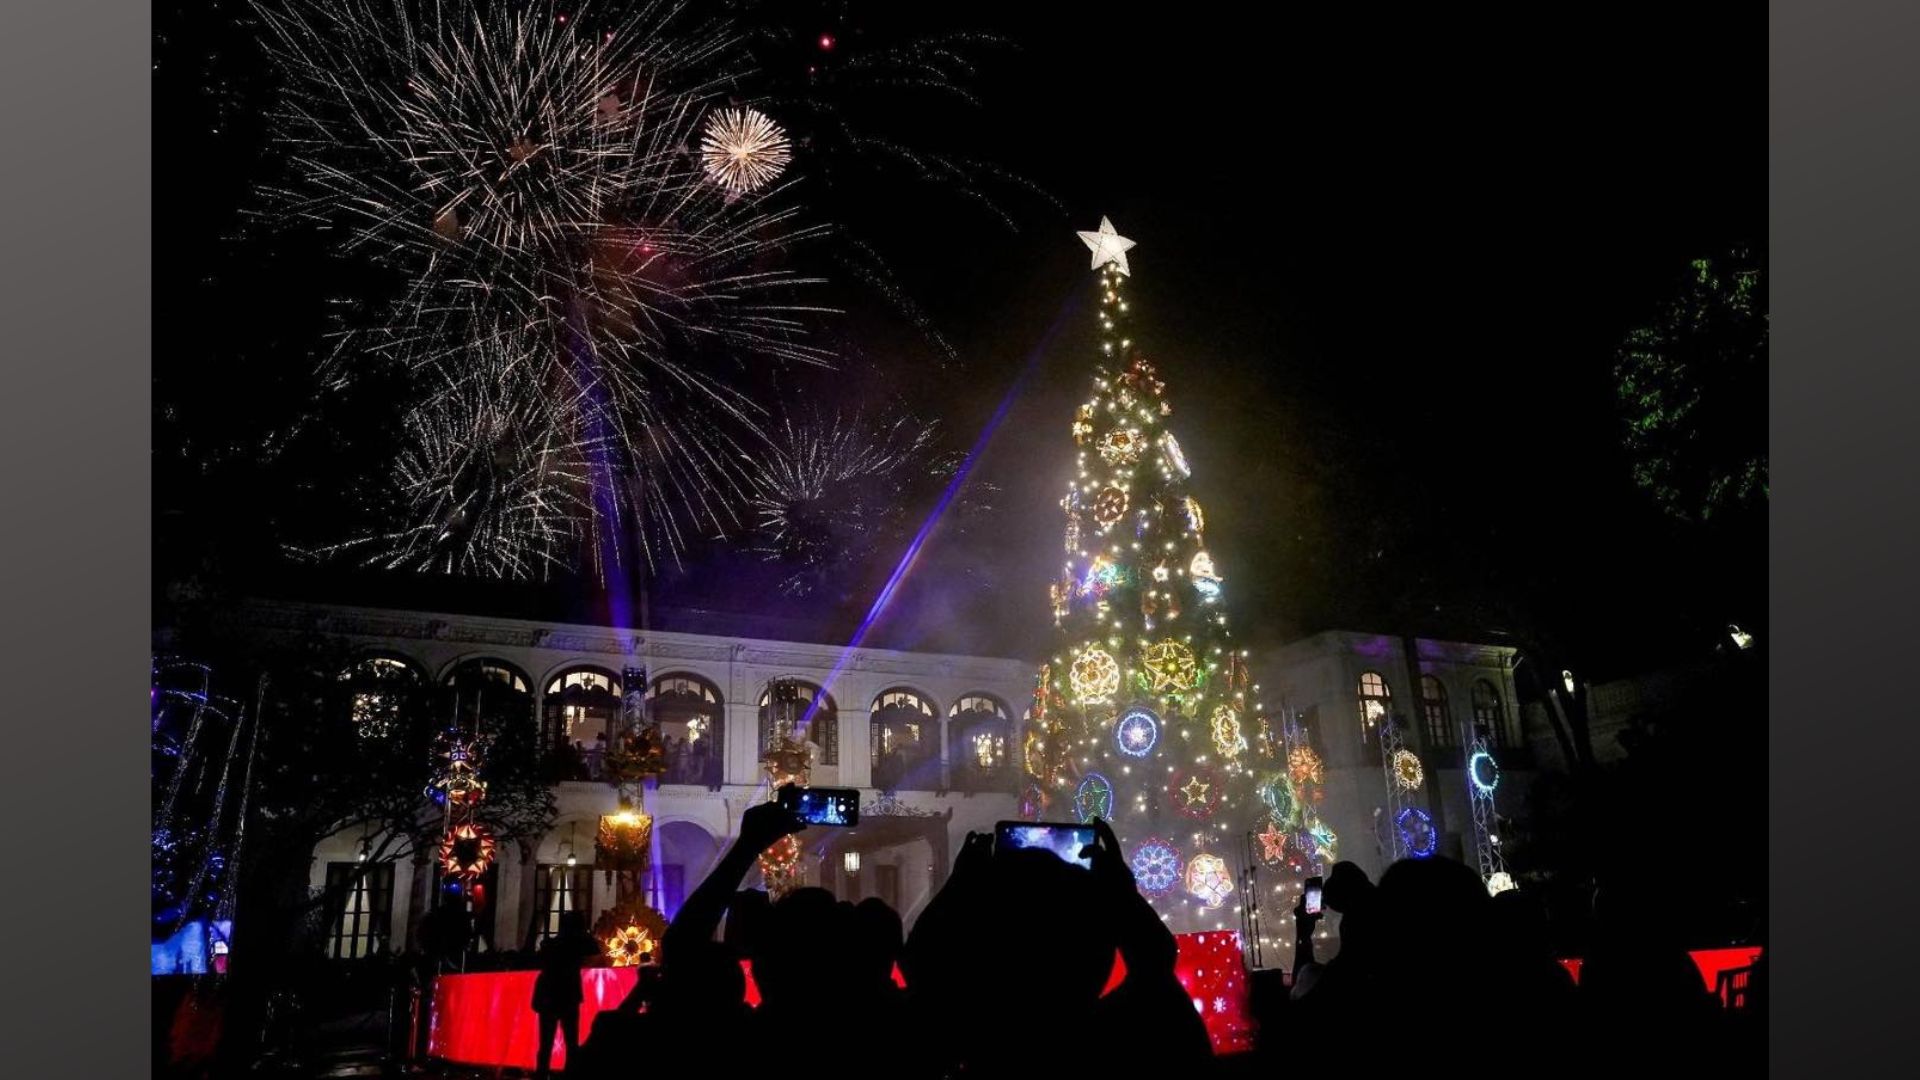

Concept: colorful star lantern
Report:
left=438, top=822, right=497, bottom=881
left=1185, top=853, right=1234, bottom=908
left=1307, top=818, right=1339, bottom=864
left=1256, top=822, right=1289, bottom=866
left=1093, top=486, right=1129, bottom=527
left=1070, top=650, right=1122, bottom=703
left=1131, top=839, right=1182, bottom=894
left=1100, top=427, right=1144, bottom=464
left=1140, top=640, right=1198, bottom=693
left=1074, top=773, right=1115, bottom=823
left=1288, top=746, right=1325, bottom=787
left=1173, top=770, right=1218, bottom=818
left=605, top=923, right=656, bottom=967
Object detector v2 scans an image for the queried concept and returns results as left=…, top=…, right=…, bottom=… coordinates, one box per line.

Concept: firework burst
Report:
left=701, top=106, right=793, bottom=194
left=747, top=410, right=936, bottom=593
left=255, top=0, right=830, bottom=574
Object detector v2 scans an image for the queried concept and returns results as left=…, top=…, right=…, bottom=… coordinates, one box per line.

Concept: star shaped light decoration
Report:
left=1182, top=775, right=1212, bottom=807
left=1077, top=216, right=1136, bottom=276
left=1257, top=822, right=1289, bottom=865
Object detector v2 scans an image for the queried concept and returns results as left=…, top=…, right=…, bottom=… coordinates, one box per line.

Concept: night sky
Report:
left=156, top=3, right=1766, bottom=678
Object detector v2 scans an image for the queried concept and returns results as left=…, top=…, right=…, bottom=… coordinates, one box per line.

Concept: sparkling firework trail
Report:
left=747, top=410, right=937, bottom=594
left=255, top=0, right=831, bottom=574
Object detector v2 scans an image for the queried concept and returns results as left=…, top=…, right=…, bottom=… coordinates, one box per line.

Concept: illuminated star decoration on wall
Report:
left=1182, top=775, right=1212, bottom=807
left=1077, top=216, right=1136, bottom=276
left=1257, top=822, right=1289, bottom=864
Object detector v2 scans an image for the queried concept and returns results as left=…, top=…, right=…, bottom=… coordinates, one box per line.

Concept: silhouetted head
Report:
left=753, top=888, right=856, bottom=1009
left=1377, top=857, right=1492, bottom=984
left=850, top=897, right=904, bottom=990
left=557, top=910, right=589, bottom=937
left=1490, top=887, right=1551, bottom=957
left=1324, top=861, right=1374, bottom=913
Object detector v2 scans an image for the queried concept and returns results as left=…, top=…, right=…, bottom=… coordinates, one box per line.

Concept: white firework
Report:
left=253, top=0, right=829, bottom=574
left=701, top=106, right=793, bottom=194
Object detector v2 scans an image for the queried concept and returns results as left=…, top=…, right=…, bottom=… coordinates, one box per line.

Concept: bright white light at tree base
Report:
left=700, top=107, right=793, bottom=194
left=1469, top=750, right=1501, bottom=795
left=1485, top=871, right=1517, bottom=897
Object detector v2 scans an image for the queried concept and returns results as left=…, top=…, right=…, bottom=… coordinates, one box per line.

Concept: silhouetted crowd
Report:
left=522, top=796, right=1761, bottom=1080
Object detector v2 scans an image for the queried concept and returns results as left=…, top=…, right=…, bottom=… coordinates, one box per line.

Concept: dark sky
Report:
left=156, top=3, right=1766, bottom=678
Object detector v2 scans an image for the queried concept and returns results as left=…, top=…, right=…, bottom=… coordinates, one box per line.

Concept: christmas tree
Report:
left=1019, top=217, right=1332, bottom=934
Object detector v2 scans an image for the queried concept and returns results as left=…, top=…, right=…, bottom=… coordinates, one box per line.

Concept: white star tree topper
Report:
left=1077, top=216, right=1136, bottom=276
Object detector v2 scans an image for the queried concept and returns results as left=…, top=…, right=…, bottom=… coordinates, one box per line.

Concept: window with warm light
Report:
left=759, top=680, right=837, bottom=764
left=544, top=668, right=621, bottom=746
left=532, top=863, right=590, bottom=942
left=1357, top=671, right=1392, bottom=763
left=870, top=689, right=938, bottom=791
left=949, top=693, right=1013, bottom=791
left=651, top=674, right=725, bottom=785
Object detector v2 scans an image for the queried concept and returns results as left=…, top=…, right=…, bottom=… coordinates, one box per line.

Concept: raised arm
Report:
left=663, top=797, right=801, bottom=958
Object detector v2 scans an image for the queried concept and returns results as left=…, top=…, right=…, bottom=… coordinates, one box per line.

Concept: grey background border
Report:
left=0, top=1, right=152, bottom=1076
left=0, top=0, right=1907, bottom=1074
left=1771, top=1, right=1919, bottom=1074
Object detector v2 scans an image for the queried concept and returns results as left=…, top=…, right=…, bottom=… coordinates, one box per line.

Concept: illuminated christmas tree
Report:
left=1020, top=217, right=1311, bottom=933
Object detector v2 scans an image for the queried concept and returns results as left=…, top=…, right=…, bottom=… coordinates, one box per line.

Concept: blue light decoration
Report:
left=1193, top=577, right=1222, bottom=603
left=151, top=919, right=232, bottom=976
left=1132, top=838, right=1182, bottom=894
left=1469, top=750, right=1501, bottom=796
left=1396, top=807, right=1438, bottom=859
left=1115, top=707, right=1161, bottom=757
left=1075, top=773, right=1115, bottom=823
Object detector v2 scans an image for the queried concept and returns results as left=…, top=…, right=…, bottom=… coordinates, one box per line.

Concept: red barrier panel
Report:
left=431, top=931, right=1255, bottom=1067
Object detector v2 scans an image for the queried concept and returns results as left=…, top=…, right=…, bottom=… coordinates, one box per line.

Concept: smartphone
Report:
left=778, top=785, right=859, bottom=827
left=1302, top=875, right=1324, bottom=915
left=995, top=821, right=1096, bottom=870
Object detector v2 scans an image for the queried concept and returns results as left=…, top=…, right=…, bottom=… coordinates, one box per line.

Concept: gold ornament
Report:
left=595, top=808, right=655, bottom=872
left=1099, top=428, right=1143, bottom=465
left=605, top=923, right=656, bottom=967
left=1181, top=775, right=1212, bottom=807
left=1393, top=749, right=1426, bottom=791
left=1210, top=704, right=1246, bottom=759
left=1288, top=746, right=1325, bottom=786
left=1069, top=649, right=1122, bottom=703
left=1185, top=496, right=1206, bottom=537
left=1140, top=640, right=1198, bottom=693
left=1072, top=404, right=1096, bottom=445
left=1093, top=486, right=1128, bottom=527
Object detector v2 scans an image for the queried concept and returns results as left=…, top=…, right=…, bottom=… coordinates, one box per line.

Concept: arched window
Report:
left=1357, top=671, right=1392, bottom=763
left=651, top=673, right=725, bottom=786
left=870, top=689, right=938, bottom=792
left=337, top=654, right=422, bottom=740
left=1472, top=679, right=1512, bottom=750
left=759, top=680, right=838, bottom=765
left=444, top=658, right=531, bottom=695
left=1421, top=675, right=1454, bottom=748
left=949, top=694, right=1013, bottom=792
left=542, top=668, right=622, bottom=751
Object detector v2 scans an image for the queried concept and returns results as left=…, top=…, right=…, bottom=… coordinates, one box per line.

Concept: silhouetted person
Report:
left=530, top=911, right=600, bottom=1079
left=1486, top=887, right=1577, bottom=1058
left=1578, top=877, right=1718, bottom=1071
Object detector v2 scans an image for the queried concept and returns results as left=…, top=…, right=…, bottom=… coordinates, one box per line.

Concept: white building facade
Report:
left=233, top=601, right=1033, bottom=959
left=1256, top=631, right=1538, bottom=888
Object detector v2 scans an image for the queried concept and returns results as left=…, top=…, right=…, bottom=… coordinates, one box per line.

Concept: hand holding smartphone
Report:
left=995, top=821, right=1097, bottom=869
left=1302, top=875, right=1324, bottom=916
left=777, top=785, right=860, bottom=827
